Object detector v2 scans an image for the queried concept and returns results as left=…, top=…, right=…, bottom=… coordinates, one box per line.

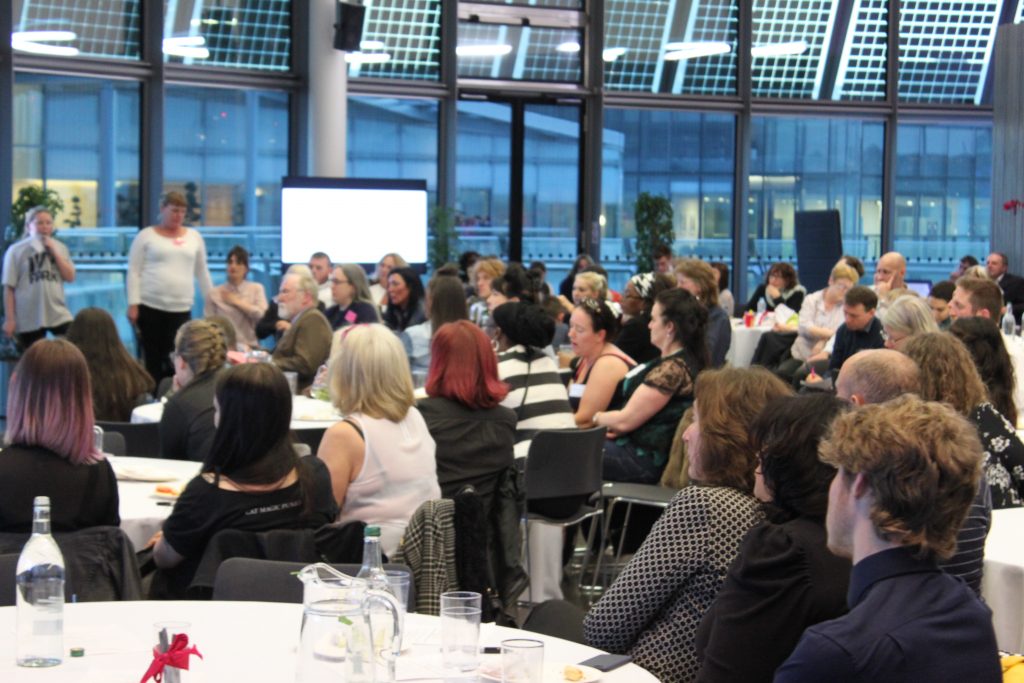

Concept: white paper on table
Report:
left=773, top=303, right=797, bottom=326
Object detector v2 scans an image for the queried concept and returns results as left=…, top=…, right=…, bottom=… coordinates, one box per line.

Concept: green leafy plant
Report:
left=634, top=192, right=674, bottom=273
left=428, top=205, right=458, bottom=271
left=8, top=185, right=64, bottom=241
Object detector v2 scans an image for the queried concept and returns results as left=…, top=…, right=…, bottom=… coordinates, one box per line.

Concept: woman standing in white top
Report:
left=126, top=191, right=213, bottom=383
left=317, top=323, right=439, bottom=557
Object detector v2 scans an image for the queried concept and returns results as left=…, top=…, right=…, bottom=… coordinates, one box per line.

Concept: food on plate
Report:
left=563, top=664, right=585, bottom=681
left=155, top=484, right=182, bottom=497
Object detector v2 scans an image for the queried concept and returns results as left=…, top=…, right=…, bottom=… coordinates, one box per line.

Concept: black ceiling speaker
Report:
left=334, top=2, right=366, bottom=52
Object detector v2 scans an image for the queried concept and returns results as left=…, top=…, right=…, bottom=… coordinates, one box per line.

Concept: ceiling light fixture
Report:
left=345, top=52, right=392, bottom=64
left=602, top=47, right=626, bottom=62
left=456, top=44, right=513, bottom=58
left=663, top=41, right=731, bottom=61
left=11, top=30, right=79, bottom=57
left=751, top=40, right=808, bottom=58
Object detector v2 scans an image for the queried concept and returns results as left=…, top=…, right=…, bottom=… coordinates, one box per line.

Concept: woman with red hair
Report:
left=419, top=320, right=517, bottom=498
left=0, top=339, right=119, bottom=532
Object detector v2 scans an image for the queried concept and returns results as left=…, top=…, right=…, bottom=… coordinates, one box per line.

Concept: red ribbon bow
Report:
left=140, top=633, right=203, bottom=683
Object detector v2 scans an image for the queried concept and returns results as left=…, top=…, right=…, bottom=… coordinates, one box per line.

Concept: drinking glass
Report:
left=501, top=639, right=544, bottom=683
left=439, top=591, right=481, bottom=671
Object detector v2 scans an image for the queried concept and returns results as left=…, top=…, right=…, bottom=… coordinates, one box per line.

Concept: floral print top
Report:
left=970, top=402, right=1024, bottom=509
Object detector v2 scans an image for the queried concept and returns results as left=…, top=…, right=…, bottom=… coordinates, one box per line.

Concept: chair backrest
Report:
left=292, top=427, right=326, bottom=454
left=0, top=527, right=143, bottom=602
left=102, top=431, right=126, bottom=456
left=0, top=553, right=18, bottom=607
left=212, top=558, right=416, bottom=610
left=524, top=427, right=606, bottom=500
left=96, top=421, right=161, bottom=458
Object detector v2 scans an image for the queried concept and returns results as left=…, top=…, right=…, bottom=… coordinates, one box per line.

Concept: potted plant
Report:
left=429, top=205, right=458, bottom=271
left=634, top=192, right=674, bottom=273
left=8, top=185, right=64, bottom=242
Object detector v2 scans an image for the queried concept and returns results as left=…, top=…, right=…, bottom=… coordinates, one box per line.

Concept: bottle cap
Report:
left=70, top=647, right=85, bottom=657
left=33, top=496, right=50, bottom=507
left=364, top=526, right=381, bottom=537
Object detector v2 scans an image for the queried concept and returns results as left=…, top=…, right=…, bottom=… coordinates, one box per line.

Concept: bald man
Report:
left=873, top=251, right=906, bottom=296
left=834, top=348, right=920, bottom=406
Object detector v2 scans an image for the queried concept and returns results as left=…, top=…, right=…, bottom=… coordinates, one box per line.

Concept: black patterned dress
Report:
left=583, top=485, right=763, bottom=682
left=970, top=401, right=1024, bottom=509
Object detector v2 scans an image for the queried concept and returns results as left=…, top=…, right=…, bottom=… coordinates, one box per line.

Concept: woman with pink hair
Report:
left=0, top=339, right=119, bottom=532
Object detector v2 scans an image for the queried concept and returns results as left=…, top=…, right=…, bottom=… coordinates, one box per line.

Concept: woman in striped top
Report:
left=493, top=301, right=575, bottom=458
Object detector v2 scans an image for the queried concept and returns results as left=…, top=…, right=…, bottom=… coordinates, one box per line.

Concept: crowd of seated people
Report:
left=1, top=242, right=1018, bottom=682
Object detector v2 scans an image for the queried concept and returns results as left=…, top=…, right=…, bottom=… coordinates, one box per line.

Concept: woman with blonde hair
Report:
left=676, top=258, right=730, bottom=367
left=880, top=295, right=938, bottom=350
left=469, top=257, right=506, bottom=329
left=902, top=332, right=1024, bottom=508
left=317, top=324, right=440, bottom=556
left=2, top=205, right=75, bottom=350
left=0, top=339, right=119, bottom=532
left=369, top=252, right=409, bottom=308
left=160, top=319, right=226, bottom=461
left=585, top=367, right=793, bottom=681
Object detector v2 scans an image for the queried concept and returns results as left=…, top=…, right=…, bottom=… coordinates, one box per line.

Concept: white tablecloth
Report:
left=131, top=395, right=342, bottom=431
left=0, top=601, right=659, bottom=682
left=983, top=507, right=1024, bottom=652
left=725, top=320, right=771, bottom=368
left=110, top=456, right=200, bottom=549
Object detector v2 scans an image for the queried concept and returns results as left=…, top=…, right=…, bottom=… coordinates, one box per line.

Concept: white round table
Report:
left=725, top=320, right=772, bottom=368
left=131, top=395, right=342, bottom=431
left=0, top=601, right=659, bottom=682
left=109, top=456, right=201, bottom=549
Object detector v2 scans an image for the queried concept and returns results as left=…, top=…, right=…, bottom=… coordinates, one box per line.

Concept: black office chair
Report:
left=212, top=558, right=417, bottom=611
left=0, top=553, right=18, bottom=607
left=102, top=431, right=127, bottom=456
left=523, top=426, right=607, bottom=597
left=96, top=421, right=161, bottom=458
left=591, top=482, right=679, bottom=588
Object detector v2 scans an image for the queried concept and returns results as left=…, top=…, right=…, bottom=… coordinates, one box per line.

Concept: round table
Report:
left=725, top=320, right=772, bottom=368
left=110, top=456, right=200, bottom=549
left=131, top=395, right=342, bottom=431
left=0, top=601, right=659, bottom=682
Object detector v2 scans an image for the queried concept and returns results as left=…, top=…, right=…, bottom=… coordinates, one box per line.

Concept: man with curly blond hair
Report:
left=775, top=395, right=999, bottom=683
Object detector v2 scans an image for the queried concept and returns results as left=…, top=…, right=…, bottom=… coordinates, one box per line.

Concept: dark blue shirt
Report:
left=774, top=546, right=1000, bottom=683
left=828, top=316, right=884, bottom=377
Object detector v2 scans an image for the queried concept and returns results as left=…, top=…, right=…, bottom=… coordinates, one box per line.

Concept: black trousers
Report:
left=136, top=305, right=190, bottom=385
left=16, top=322, right=71, bottom=352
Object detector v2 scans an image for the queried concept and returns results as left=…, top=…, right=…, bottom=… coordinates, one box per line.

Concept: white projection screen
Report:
left=280, top=177, right=428, bottom=265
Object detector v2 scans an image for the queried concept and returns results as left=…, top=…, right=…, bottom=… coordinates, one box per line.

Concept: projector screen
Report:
left=281, top=177, right=428, bottom=265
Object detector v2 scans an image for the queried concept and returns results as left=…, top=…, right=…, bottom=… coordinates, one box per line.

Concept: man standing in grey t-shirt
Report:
left=2, top=205, right=75, bottom=350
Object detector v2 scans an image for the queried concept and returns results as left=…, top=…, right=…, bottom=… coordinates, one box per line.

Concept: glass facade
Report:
left=3, top=0, right=1008, bottom=329
left=347, top=0, right=442, bottom=81
left=895, top=121, right=993, bottom=283
left=748, top=116, right=885, bottom=291
left=457, top=22, right=582, bottom=82
left=604, top=0, right=738, bottom=95
left=163, top=0, right=292, bottom=71
left=456, top=101, right=512, bottom=259
left=13, top=74, right=140, bottom=228
left=13, top=0, right=142, bottom=61
left=602, top=109, right=736, bottom=286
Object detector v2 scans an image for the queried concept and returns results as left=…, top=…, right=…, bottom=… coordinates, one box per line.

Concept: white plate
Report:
left=111, top=465, right=180, bottom=482
left=478, top=662, right=601, bottom=683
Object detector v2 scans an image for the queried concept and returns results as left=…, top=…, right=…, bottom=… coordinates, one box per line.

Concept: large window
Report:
left=456, top=101, right=513, bottom=259
left=895, top=121, right=992, bottom=283
left=604, top=0, right=738, bottom=95
left=14, top=74, right=140, bottom=228
left=13, top=0, right=142, bottom=61
left=347, top=0, right=442, bottom=81
left=602, top=109, right=736, bottom=285
left=748, top=116, right=884, bottom=291
left=163, top=0, right=292, bottom=71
